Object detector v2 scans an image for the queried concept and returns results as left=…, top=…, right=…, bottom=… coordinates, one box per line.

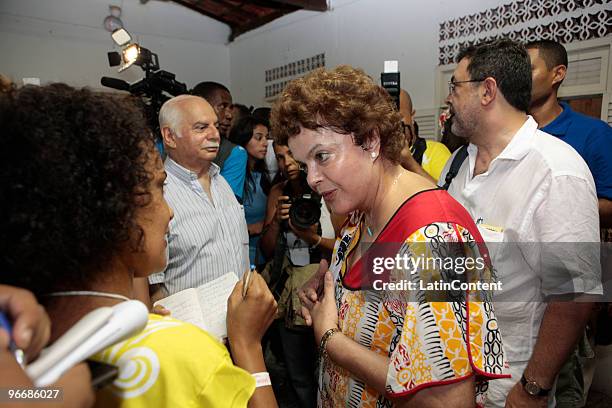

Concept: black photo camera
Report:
left=282, top=171, right=322, bottom=230
left=288, top=192, right=322, bottom=230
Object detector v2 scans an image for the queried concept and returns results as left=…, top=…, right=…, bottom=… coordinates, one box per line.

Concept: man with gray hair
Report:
left=192, top=81, right=248, bottom=202
left=147, top=94, right=249, bottom=299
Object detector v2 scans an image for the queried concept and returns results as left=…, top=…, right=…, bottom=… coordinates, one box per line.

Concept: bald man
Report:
left=146, top=95, right=250, bottom=301
left=192, top=81, right=248, bottom=202
left=398, top=89, right=451, bottom=182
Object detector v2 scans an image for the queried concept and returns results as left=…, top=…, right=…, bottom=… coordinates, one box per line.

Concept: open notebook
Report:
left=153, top=272, right=239, bottom=340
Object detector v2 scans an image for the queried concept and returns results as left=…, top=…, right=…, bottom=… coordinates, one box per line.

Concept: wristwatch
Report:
left=520, top=374, right=551, bottom=397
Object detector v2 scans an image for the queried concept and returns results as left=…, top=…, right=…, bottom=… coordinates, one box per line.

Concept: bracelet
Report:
left=312, top=235, right=322, bottom=248
left=251, top=372, right=272, bottom=388
left=318, top=327, right=341, bottom=359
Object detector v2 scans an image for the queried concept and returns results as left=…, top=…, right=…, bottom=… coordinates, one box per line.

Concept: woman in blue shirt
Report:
left=229, top=115, right=272, bottom=266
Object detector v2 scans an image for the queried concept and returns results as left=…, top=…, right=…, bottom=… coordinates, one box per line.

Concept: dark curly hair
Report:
left=0, top=84, right=155, bottom=297
left=270, top=65, right=404, bottom=163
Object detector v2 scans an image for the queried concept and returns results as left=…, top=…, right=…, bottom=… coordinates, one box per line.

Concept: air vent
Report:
left=415, top=109, right=438, bottom=141
left=563, top=57, right=602, bottom=87
left=265, top=53, right=325, bottom=99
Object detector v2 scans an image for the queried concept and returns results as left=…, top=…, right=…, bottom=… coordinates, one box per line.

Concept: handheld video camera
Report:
left=100, top=29, right=187, bottom=141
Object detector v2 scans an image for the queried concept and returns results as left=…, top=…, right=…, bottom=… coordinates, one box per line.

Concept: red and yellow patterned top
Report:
left=319, top=189, right=509, bottom=408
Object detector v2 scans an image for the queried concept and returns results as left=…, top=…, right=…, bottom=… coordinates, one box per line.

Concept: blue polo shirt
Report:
left=220, top=145, right=247, bottom=201
left=541, top=102, right=612, bottom=199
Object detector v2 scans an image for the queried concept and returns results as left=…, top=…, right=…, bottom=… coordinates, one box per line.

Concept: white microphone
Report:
left=26, top=300, right=149, bottom=387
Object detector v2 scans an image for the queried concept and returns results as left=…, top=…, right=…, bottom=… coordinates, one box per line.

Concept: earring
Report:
left=371, top=152, right=377, bottom=160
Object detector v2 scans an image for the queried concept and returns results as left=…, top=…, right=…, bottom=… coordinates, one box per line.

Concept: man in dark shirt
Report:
left=527, top=40, right=612, bottom=229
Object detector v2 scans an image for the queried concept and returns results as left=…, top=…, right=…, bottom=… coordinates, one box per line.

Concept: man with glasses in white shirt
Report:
left=439, top=39, right=601, bottom=408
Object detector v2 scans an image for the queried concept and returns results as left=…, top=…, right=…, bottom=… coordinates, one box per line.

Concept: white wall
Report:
left=229, top=0, right=511, bottom=111
left=0, top=0, right=231, bottom=90
left=4, top=0, right=603, bottom=115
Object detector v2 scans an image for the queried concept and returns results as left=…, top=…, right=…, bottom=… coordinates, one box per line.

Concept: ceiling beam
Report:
left=173, top=0, right=253, bottom=22
left=171, top=0, right=328, bottom=42
left=200, top=0, right=255, bottom=21
left=172, top=0, right=225, bottom=21
left=271, top=0, right=328, bottom=11
left=230, top=8, right=296, bottom=41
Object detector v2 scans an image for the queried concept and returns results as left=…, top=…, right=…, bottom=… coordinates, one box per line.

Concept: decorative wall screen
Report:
left=438, top=0, right=611, bottom=65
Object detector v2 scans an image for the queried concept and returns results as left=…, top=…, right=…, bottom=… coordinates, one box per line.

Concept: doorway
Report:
left=560, top=94, right=603, bottom=119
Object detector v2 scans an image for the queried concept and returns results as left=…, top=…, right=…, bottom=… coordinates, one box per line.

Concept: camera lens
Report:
left=289, top=195, right=321, bottom=230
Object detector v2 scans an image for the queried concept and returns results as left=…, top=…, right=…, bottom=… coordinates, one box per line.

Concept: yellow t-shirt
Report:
left=92, top=314, right=255, bottom=408
left=421, top=140, right=451, bottom=181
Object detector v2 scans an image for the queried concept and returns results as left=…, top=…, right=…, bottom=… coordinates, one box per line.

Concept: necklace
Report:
left=45, top=291, right=130, bottom=302
left=363, top=214, right=377, bottom=237
left=363, top=169, right=405, bottom=238
left=391, top=170, right=405, bottom=187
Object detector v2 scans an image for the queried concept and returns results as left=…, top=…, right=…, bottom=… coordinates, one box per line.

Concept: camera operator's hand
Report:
left=275, top=195, right=291, bottom=224
left=288, top=219, right=320, bottom=245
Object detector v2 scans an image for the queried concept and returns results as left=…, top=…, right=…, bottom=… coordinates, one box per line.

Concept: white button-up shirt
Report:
left=439, top=116, right=601, bottom=362
left=149, top=158, right=250, bottom=295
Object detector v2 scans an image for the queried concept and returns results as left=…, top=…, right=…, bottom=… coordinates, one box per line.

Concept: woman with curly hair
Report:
left=0, top=84, right=278, bottom=408
left=229, top=115, right=272, bottom=266
left=271, top=66, right=508, bottom=407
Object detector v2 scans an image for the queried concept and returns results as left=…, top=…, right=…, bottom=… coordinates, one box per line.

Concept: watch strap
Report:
left=520, top=374, right=551, bottom=397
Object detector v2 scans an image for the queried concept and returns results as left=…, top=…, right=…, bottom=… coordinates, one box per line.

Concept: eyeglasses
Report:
left=448, top=78, right=485, bottom=95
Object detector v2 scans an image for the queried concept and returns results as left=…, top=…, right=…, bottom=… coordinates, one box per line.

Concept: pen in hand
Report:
left=242, top=265, right=256, bottom=299
left=0, top=311, right=26, bottom=368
